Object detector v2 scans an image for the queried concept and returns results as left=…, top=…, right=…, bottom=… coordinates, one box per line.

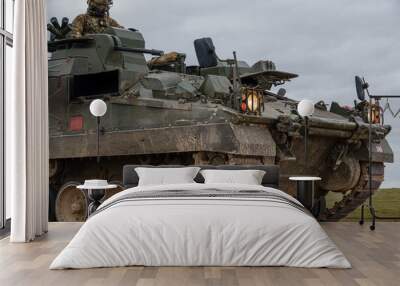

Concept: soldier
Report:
left=70, top=0, right=123, bottom=38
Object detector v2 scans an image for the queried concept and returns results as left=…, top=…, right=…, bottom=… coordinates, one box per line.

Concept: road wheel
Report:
left=55, top=181, right=87, bottom=222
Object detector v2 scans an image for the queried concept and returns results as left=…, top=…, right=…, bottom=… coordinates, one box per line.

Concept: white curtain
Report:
left=7, top=0, right=49, bottom=242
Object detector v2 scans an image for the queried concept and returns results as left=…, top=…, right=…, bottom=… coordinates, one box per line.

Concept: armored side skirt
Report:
left=50, top=123, right=277, bottom=161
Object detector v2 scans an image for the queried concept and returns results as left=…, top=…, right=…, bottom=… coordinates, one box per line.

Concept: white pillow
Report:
left=200, top=169, right=266, bottom=185
left=135, top=167, right=201, bottom=186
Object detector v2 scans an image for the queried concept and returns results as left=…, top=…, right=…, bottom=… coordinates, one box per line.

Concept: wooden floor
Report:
left=0, top=222, right=399, bottom=286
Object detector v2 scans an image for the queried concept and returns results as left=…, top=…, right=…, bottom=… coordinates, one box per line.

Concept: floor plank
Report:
left=0, top=222, right=399, bottom=286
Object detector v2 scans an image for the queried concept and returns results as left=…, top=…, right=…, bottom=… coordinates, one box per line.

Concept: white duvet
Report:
left=50, top=183, right=351, bottom=269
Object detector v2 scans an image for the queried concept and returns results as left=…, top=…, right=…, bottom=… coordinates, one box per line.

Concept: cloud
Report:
left=47, top=0, right=400, bottom=187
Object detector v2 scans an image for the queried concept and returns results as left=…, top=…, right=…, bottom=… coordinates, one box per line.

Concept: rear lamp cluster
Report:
left=367, top=103, right=382, bottom=124
left=240, top=88, right=264, bottom=115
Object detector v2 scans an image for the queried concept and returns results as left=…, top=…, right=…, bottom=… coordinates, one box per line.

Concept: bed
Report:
left=50, top=165, right=351, bottom=269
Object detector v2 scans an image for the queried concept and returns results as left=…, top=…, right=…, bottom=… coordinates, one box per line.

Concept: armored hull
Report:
left=47, top=27, right=393, bottom=222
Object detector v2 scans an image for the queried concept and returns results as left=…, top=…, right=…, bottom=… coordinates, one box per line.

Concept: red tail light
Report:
left=69, top=116, right=84, bottom=131
left=241, top=102, right=247, bottom=112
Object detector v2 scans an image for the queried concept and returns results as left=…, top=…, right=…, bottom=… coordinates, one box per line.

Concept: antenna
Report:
left=232, top=51, right=242, bottom=89
left=231, top=51, right=242, bottom=110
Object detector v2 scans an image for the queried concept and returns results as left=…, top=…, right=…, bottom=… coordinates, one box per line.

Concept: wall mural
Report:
left=47, top=0, right=396, bottom=222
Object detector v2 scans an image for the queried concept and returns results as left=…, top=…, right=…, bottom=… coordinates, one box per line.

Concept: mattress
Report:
left=50, top=183, right=351, bottom=269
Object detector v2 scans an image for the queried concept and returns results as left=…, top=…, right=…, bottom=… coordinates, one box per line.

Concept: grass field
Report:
left=326, top=188, right=400, bottom=221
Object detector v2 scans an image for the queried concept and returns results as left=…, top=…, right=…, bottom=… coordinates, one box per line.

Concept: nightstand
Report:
left=78, top=180, right=118, bottom=217
left=289, top=177, right=322, bottom=212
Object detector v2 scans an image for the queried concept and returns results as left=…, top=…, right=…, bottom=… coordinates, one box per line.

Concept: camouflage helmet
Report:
left=87, top=0, right=113, bottom=16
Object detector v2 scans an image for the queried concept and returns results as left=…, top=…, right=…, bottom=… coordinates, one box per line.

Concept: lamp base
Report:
left=359, top=204, right=376, bottom=231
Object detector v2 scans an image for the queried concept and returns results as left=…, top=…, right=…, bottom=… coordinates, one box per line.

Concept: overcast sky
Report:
left=48, top=0, right=400, bottom=187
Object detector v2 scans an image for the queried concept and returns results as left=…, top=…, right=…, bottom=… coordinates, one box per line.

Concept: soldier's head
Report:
left=87, top=0, right=113, bottom=17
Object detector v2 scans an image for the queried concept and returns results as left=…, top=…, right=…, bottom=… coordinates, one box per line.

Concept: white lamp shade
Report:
left=90, top=99, right=107, bottom=117
left=297, top=99, right=315, bottom=117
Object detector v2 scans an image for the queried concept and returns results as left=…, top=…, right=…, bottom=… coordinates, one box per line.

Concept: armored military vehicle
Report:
left=47, top=20, right=393, bottom=222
